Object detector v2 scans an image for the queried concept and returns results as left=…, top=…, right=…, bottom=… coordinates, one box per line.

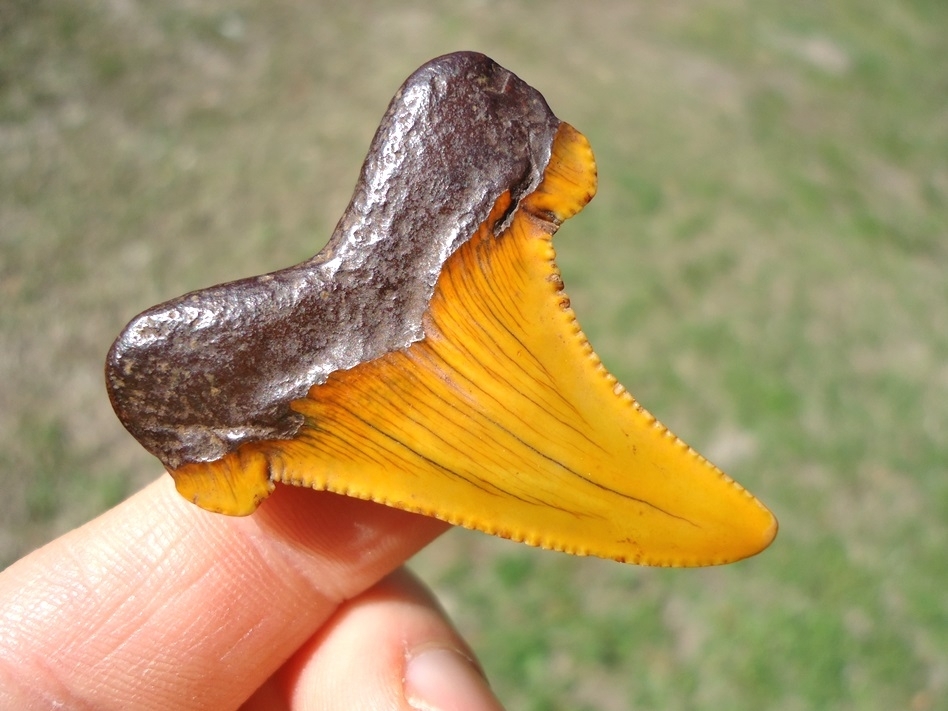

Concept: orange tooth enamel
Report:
left=175, top=124, right=777, bottom=566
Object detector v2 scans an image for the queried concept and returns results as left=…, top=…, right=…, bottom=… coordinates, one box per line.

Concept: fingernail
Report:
left=405, top=647, right=506, bottom=711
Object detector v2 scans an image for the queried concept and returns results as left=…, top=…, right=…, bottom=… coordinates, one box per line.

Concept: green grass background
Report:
left=2, top=1, right=946, bottom=709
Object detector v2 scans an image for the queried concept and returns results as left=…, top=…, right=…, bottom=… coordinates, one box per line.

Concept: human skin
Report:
left=0, top=476, right=505, bottom=710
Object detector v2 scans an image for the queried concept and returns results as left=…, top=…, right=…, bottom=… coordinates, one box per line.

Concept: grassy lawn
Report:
left=2, top=1, right=946, bottom=709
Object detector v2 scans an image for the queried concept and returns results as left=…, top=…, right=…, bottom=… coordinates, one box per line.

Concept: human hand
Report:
left=0, top=476, right=505, bottom=710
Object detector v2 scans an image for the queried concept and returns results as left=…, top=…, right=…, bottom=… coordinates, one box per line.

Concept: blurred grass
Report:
left=2, top=0, right=947, bottom=709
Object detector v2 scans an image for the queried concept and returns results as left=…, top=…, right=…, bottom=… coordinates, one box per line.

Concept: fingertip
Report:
left=281, top=568, right=505, bottom=711
left=404, top=647, right=504, bottom=711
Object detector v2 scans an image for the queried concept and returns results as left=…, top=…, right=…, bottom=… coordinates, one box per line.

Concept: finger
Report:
left=0, top=476, right=448, bottom=711
left=266, top=567, right=504, bottom=711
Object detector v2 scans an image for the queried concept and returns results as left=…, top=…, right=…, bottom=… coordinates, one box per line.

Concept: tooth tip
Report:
left=760, top=509, right=780, bottom=547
